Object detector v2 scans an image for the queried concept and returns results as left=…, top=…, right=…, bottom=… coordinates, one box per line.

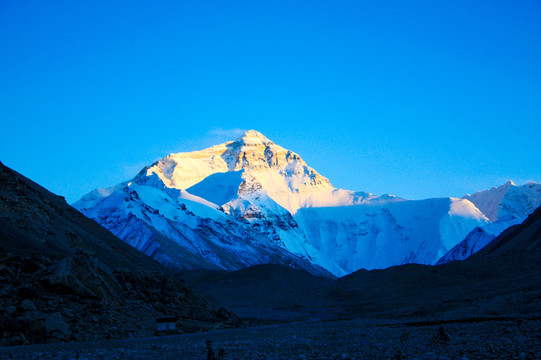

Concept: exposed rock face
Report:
left=142, top=130, right=332, bottom=193
left=46, top=252, right=122, bottom=303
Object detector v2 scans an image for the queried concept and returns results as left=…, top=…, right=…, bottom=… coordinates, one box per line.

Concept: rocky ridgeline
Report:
left=0, top=251, right=240, bottom=346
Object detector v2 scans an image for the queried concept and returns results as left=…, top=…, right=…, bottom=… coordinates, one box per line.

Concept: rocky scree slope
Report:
left=0, top=162, right=239, bottom=346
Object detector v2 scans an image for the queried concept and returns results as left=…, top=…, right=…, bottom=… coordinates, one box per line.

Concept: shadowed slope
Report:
left=0, top=162, right=240, bottom=346
left=0, top=161, right=161, bottom=271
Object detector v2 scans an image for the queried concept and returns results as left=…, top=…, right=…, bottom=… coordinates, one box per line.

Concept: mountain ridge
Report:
left=74, top=131, right=540, bottom=276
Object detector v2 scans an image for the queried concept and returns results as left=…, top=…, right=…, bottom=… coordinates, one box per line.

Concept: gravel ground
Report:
left=1, top=317, right=540, bottom=360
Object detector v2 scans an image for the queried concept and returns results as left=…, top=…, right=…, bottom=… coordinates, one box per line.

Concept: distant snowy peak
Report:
left=440, top=180, right=541, bottom=263
left=462, top=180, right=515, bottom=222
left=463, top=180, right=541, bottom=222
left=500, top=181, right=541, bottom=219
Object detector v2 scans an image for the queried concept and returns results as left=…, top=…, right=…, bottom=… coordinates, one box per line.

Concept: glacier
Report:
left=74, top=130, right=539, bottom=276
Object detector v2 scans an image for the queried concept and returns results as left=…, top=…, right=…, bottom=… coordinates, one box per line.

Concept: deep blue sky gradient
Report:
left=1, top=0, right=540, bottom=202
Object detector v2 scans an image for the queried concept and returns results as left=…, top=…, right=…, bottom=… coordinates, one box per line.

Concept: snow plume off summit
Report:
left=74, top=130, right=541, bottom=276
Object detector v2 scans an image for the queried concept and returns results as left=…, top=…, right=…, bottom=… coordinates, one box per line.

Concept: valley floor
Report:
left=1, top=317, right=540, bottom=360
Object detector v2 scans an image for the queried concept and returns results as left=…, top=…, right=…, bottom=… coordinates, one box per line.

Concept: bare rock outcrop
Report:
left=46, top=251, right=122, bottom=304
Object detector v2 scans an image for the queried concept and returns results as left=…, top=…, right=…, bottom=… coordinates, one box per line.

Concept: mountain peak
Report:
left=131, top=128, right=332, bottom=194
left=504, top=180, right=516, bottom=187
left=234, top=130, right=272, bottom=145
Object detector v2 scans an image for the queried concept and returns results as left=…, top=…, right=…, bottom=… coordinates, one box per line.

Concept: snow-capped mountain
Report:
left=438, top=181, right=541, bottom=263
left=74, top=130, right=530, bottom=276
left=141, top=130, right=377, bottom=214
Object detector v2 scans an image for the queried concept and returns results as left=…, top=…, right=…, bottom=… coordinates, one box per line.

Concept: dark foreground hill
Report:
left=0, top=161, right=161, bottom=269
left=184, top=207, right=541, bottom=322
left=0, top=162, right=239, bottom=346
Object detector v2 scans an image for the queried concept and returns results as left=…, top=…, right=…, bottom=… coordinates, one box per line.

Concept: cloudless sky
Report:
left=1, top=0, right=540, bottom=203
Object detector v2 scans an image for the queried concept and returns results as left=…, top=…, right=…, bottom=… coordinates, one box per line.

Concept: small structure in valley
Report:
left=155, top=316, right=177, bottom=332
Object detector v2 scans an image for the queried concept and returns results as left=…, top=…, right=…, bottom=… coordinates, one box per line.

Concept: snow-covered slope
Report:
left=294, top=197, right=488, bottom=275
left=75, top=130, right=509, bottom=276
left=75, top=176, right=330, bottom=276
left=463, top=181, right=541, bottom=222
left=438, top=181, right=541, bottom=263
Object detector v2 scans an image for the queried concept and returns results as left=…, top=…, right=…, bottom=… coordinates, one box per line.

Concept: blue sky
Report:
left=1, top=0, right=540, bottom=203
